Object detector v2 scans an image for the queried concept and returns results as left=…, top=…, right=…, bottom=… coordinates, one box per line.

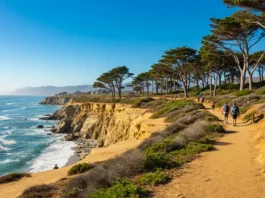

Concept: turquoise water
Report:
left=0, top=96, right=75, bottom=176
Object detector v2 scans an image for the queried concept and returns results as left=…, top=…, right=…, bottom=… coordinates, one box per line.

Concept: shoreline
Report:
left=64, top=138, right=98, bottom=167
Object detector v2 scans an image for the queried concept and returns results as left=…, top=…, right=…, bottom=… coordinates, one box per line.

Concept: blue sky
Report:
left=0, top=0, right=257, bottom=92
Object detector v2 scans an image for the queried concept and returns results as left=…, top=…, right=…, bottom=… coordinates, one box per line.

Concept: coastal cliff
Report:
left=40, top=96, right=71, bottom=105
left=51, top=102, right=158, bottom=147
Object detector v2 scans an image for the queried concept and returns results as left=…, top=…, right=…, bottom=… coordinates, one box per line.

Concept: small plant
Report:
left=136, top=169, right=170, bottom=186
left=0, top=172, right=31, bottom=184
left=236, top=89, right=252, bottom=97
left=206, top=124, right=225, bottom=133
left=68, top=163, right=94, bottom=176
left=88, top=179, right=149, bottom=198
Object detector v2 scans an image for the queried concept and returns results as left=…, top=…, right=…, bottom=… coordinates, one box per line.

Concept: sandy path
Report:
left=154, top=102, right=265, bottom=198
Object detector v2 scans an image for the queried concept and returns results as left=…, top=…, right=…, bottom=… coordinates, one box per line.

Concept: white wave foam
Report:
left=0, top=144, right=10, bottom=151
left=6, top=103, right=15, bottom=105
left=0, top=159, right=18, bottom=164
left=28, top=138, right=76, bottom=173
left=2, top=107, right=26, bottom=112
left=0, top=136, right=16, bottom=145
left=0, top=116, right=11, bottom=120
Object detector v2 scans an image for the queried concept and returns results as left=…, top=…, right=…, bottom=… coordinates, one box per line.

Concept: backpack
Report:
left=223, top=105, right=229, bottom=113
left=231, top=106, right=238, bottom=115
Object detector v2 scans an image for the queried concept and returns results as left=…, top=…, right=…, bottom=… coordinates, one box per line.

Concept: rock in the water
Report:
left=37, top=125, right=44, bottom=129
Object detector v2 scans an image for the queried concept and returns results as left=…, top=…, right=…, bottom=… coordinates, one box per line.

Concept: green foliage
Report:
left=68, top=163, right=94, bottom=176
left=88, top=179, right=149, bottom=198
left=256, top=89, right=265, bottom=96
left=136, top=169, right=170, bottom=186
left=236, top=89, right=252, bottom=96
left=151, top=100, right=193, bottom=119
left=0, top=173, right=31, bottom=184
left=144, top=151, right=178, bottom=171
left=131, top=97, right=154, bottom=108
left=206, top=124, right=225, bottom=133
left=243, top=111, right=256, bottom=121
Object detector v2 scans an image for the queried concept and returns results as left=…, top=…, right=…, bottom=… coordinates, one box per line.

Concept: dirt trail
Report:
left=154, top=102, right=265, bottom=198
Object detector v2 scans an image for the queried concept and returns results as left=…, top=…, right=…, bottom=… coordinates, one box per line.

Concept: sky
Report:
left=0, top=0, right=261, bottom=93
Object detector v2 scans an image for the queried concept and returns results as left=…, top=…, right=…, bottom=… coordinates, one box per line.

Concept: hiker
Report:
left=201, top=95, right=205, bottom=103
left=197, top=95, right=200, bottom=103
left=231, top=102, right=240, bottom=127
left=211, top=100, right=215, bottom=111
left=53, top=164, right=59, bottom=170
left=222, top=102, right=230, bottom=124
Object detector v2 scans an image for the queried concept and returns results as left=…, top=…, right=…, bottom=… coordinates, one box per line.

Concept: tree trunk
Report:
left=210, top=69, right=212, bottom=96
left=248, top=70, right=253, bottom=90
left=239, top=69, right=245, bottom=91
left=155, top=84, right=159, bottom=94
left=224, top=72, right=226, bottom=84
left=166, top=78, right=168, bottom=95
left=213, top=74, right=217, bottom=96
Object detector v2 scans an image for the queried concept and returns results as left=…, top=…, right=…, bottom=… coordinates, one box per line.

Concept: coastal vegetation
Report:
left=68, top=163, right=94, bottom=176
left=59, top=99, right=224, bottom=198
left=0, top=173, right=31, bottom=184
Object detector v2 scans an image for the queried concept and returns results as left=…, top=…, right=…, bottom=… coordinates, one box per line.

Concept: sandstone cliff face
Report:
left=40, top=97, right=71, bottom=105
left=52, top=103, right=157, bottom=147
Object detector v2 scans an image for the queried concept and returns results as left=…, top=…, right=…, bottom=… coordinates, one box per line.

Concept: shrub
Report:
left=151, top=100, right=193, bottom=119
left=68, top=163, right=94, bottom=176
left=0, top=173, right=31, bottom=184
left=131, top=97, right=154, bottom=108
left=88, top=179, right=149, bottom=198
left=236, top=90, right=252, bottom=96
left=20, top=184, right=55, bottom=198
left=144, top=151, right=178, bottom=171
left=179, top=121, right=208, bottom=142
left=136, top=169, right=170, bottom=186
left=63, top=149, right=145, bottom=197
left=206, top=124, right=225, bottom=133
left=163, top=122, right=187, bottom=136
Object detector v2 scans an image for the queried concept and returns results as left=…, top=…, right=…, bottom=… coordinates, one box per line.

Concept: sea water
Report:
left=0, top=96, right=75, bottom=176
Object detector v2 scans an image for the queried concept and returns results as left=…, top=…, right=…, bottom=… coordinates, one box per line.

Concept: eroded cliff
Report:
left=40, top=96, right=71, bottom=105
left=51, top=102, right=162, bottom=147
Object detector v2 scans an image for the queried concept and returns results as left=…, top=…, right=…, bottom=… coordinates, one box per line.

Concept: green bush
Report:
left=144, top=151, right=178, bottom=171
left=136, top=169, right=170, bottom=186
left=256, top=89, right=265, bottom=95
left=172, top=141, right=213, bottom=156
left=68, top=163, right=94, bottom=176
left=206, top=124, right=225, bottom=133
left=0, top=172, right=31, bottom=184
left=236, top=90, right=252, bottom=97
left=88, top=179, right=149, bottom=198
left=151, top=100, right=193, bottom=119
left=243, top=111, right=256, bottom=121
left=131, top=97, right=154, bottom=108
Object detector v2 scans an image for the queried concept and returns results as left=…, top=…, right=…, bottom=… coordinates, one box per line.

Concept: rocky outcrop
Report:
left=39, top=96, right=71, bottom=105
left=51, top=103, right=154, bottom=147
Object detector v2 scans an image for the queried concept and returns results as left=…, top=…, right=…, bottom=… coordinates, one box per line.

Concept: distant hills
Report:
left=10, top=84, right=132, bottom=96
left=11, top=85, right=94, bottom=96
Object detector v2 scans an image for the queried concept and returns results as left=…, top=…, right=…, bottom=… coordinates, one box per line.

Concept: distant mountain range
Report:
left=9, top=84, right=132, bottom=96
left=11, top=85, right=95, bottom=96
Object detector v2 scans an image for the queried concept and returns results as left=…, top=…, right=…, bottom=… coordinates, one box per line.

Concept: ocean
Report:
left=0, top=96, right=76, bottom=176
